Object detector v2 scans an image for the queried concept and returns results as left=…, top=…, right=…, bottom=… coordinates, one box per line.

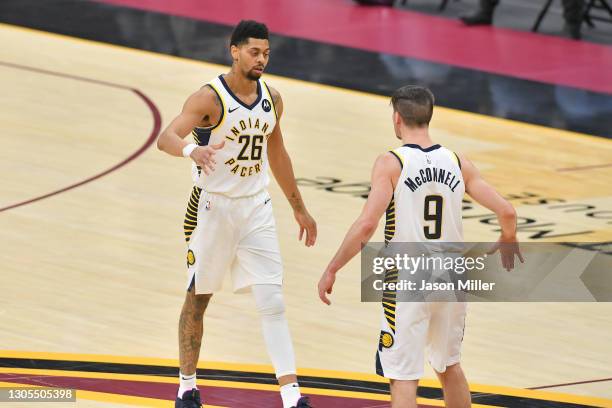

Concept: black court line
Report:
left=0, top=0, right=610, bottom=138
left=0, top=61, right=162, bottom=213
left=0, top=357, right=601, bottom=407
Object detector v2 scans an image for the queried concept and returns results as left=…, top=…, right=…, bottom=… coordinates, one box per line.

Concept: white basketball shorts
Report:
left=183, top=187, right=283, bottom=294
left=376, top=301, right=467, bottom=380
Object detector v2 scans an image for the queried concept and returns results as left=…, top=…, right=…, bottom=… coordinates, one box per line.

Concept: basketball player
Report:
left=317, top=86, right=523, bottom=407
left=157, top=20, right=316, bottom=408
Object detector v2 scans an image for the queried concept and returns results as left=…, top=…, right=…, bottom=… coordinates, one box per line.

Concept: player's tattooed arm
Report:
left=157, top=87, right=224, bottom=174
left=199, top=85, right=222, bottom=126
left=267, top=86, right=316, bottom=246
left=288, top=192, right=305, bottom=213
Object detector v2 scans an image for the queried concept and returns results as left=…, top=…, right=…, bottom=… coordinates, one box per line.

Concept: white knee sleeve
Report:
left=252, top=284, right=296, bottom=378
left=253, top=284, right=286, bottom=317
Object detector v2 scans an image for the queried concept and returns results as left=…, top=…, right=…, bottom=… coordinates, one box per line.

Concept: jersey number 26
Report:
left=237, top=134, right=264, bottom=161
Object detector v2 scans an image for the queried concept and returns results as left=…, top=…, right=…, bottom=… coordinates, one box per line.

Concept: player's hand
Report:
left=295, top=209, right=317, bottom=247
left=318, top=269, right=336, bottom=305
left=487, top=235, right=524, bottom=272
left=190, top=141, right=225, bottom=175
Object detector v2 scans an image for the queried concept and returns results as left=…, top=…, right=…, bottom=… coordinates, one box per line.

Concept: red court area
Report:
left=97, top=0, right=612, bottom=94
left=0, top=373, right=433, bottom=407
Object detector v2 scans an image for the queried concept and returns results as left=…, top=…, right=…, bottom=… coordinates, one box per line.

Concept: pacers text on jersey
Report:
left=224, top=117, right=272, bottom=178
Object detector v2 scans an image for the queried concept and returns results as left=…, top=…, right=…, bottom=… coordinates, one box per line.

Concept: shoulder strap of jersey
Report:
left=206, top=77, right=226, bottom=109
left=261, top=80, right=278, bottom=119
left=388, top=147, right=404, bottom=169
left=441, top=147, right=461, bottom=169
left=194, top=78, right=225, bottom=132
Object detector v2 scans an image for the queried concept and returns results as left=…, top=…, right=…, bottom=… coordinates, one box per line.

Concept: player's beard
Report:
left=246, top=70, right=262, bottom=81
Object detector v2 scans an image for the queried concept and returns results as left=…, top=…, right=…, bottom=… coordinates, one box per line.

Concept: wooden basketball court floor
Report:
left=1, top=23, right=611, bottom=407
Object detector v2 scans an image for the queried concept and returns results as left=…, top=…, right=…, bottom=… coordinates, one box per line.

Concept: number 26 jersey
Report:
left=191, top=75, right=278, bottom=197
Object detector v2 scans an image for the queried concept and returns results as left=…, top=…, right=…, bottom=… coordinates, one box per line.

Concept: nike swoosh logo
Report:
left=264, top=198, right=271, bottom=205
left=229, top=106, right=239, bottom=113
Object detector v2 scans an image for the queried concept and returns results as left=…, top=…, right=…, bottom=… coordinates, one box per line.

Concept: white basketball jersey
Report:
left=191, top=75, right=277, bottom=197
left=385, top=144, right=464, bottom=243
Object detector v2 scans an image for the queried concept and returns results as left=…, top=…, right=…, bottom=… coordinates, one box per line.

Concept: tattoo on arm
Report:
left=212, top=92, right=221, bottom=107
left=202, top=84, right=221, bottom=107
left=197, top=84, right=221, bottom=127
left=289, top=192, right=304, bottom=212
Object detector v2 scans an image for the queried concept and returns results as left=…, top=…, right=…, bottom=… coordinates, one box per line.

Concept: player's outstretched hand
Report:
left=189, top=141, right=225, bottom=175
left=487, top=235, right=525, bottom=272
left=318, top=270, right=336, bottom=305
left=295, top=210, right=317, bottom=247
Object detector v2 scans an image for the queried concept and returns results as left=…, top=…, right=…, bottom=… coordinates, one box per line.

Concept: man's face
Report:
left=231, top=38, right=270, bottom=80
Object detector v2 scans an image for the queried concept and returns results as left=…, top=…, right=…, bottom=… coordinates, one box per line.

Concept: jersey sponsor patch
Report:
left=261, top=99, right=271, bottom=112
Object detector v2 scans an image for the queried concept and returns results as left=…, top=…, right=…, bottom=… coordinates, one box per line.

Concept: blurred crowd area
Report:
left=354, top=0, right=612, bottom=43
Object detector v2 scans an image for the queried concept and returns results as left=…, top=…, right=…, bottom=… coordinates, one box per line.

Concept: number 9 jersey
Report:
left=191, top=75, right=278, bottom=197
left=386, top=144, right=464, bottom=244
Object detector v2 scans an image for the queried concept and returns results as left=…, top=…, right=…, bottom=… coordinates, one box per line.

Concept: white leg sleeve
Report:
left=251, top=284, right=297, bottom=378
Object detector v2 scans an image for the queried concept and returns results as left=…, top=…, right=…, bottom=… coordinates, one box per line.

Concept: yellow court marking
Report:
left=0, top=367, right=381, bottom=402
left=1, top=351, right=611, bottom=407
left=0, top=377, right=495, bottom=408
left=0, top=349, right=388, bottom=381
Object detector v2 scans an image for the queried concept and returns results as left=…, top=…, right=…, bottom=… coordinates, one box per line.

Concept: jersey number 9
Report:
left=424, top=195, right=443, bottom=239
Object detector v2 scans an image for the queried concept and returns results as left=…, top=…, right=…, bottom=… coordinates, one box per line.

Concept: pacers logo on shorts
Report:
left=379, top=331, right=394, bottom=351
left=187, top=250, right=196, bottom=266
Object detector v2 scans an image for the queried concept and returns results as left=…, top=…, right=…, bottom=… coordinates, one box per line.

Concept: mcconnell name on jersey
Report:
left=403, top=166, right=462, bottom=193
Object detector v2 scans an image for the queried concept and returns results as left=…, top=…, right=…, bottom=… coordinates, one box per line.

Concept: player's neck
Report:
left=399, top=126, right=434, bottom=148
left=224, top=70, right=258, bottom=95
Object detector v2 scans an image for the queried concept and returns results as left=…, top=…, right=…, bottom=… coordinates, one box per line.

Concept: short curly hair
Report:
left=230, top=20, right=269, bottom=47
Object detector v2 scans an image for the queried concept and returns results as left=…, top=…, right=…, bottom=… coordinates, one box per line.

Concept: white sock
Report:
left=178, top=372, right=197, bottom=398
left=280, top=382, right=301, bottom=408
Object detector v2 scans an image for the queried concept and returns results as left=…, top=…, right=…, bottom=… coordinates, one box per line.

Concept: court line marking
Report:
left=0, top=60, right=162, bottom=213
left=1, top=22, right=611, bottom=145
left=529, top=377, right=612, bottom=390
left=556, top=163, right=612, bottom=172
left=0, top=367, right=392, bottom=401
left=0, top=377, right=495, bottom=408
left=1, top=351, right=611, bottom=407
left=0, top=349, right=385, bottom=382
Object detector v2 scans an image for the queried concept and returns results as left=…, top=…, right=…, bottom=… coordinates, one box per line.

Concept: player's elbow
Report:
left=358, top=218, right=377, bottom=238
left=156, top=131, right=168, bottom=151
left=498, top=203, right=516, bottom=222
